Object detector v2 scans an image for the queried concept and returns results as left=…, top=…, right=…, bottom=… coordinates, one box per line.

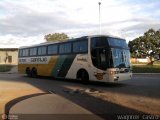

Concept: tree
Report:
left=44, top=33, right=69, bottom=42
left=128, top=28, right=160, bottom=65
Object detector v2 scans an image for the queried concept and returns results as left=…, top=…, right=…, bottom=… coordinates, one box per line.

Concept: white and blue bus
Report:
left=18, top=35, right=132, bottom=83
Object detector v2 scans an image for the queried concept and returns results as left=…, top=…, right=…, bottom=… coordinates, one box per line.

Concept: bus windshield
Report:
left=112, top=48, right=131, bottom=68
left=108, top=37, right=128, bottom=48
left=91, top=36, right=131, bottom=70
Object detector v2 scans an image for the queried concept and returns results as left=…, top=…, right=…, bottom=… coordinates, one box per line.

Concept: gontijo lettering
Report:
left=31, top=57, right=47, bottom=62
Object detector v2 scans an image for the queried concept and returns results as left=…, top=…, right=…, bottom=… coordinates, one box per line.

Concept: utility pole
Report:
left=98, top=2, right=101, bottom=34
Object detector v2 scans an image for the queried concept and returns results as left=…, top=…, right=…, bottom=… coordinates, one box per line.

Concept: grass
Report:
left=132, top=65, right=160, bottom=73
left=132, top=60, right=160, bottom=65
left=0, top=65, right=14, bottom=72
left=0, top=64, right=159, bottom=73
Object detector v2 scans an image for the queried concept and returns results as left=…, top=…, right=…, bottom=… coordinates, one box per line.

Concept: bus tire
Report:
left=31, top=68, right=37, bottom=78
left=77, top=69, right=89, bottom=84
left=26, top=68, right=31, bottom=77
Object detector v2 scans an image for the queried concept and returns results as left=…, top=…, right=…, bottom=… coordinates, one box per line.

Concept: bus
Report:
left=18, top=35, right=132, bottom=83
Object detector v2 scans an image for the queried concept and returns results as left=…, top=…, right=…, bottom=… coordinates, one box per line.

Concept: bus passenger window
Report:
left=19, top=50, right=23, bottom=57
left=38, top=46, right=46, bottom=55
left=30, top=48, right=37, bottom=56
left=59, top=44, right=65, bottom=54
left=73, top=42, right=79, bottom=53
left=41, top=46, right=46, bottom=55
left=48, top=45, right=58, bottom=54
left=79, top=41, right=87, bottom=52
left=22, top=49, right=29, bottom=57
left=73, top=41, right=87, bottom=53
left=64, top=43, right=71, bottom=53
left=59, top=43, right=71, bottom=54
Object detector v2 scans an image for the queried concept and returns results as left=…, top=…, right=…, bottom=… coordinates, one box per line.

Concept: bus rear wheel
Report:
left=31, top=68, right=37, bottom=78
left=26, top=68, right=31, bottom=77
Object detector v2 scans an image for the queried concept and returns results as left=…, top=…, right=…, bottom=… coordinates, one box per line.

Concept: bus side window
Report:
left=59, top=42, right=71, bottom=54
left=30, top=48, right=37, bottom=56
left=22, top=49, right=29, bottom=57
left=48, top=44, right=58, bottom=55
left=73, top=42, right=79, bottom=53
left=79, top=41, right=88, bottom=52
left=38, top=46, right=47, bottom=55
left=64, top=43, right=71, bottom=53
left=59, top=44, right=65, bottom=54
left=73, top=40, right=87, bottom=53
left=19, top=50, right=23, bottom=57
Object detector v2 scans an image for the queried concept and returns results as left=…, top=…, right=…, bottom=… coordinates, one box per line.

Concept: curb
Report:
left=0, top=72, right=18, bottom=74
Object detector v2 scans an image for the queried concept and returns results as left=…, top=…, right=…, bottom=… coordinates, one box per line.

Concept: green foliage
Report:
left=44, top=33, right=69, bottom=42
left=128, top=28, right=160, bottom=60
left=132, top=65, right=160, bottom=73
left=0, top=65, right=13, bottom=72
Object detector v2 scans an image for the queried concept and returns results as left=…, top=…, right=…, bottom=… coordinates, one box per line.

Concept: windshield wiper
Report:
left=117, top=63, right=126, bottom=68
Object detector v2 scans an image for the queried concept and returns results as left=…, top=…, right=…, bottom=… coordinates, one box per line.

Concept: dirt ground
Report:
left=0, top=73, right=159, bottom=120
left=0, top=74, right=44, bottom=114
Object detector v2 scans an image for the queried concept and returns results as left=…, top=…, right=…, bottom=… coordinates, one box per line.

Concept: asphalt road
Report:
left=0, top=73, right=160, bottom=120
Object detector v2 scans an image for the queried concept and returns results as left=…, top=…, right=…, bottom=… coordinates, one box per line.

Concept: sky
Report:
left=0, top=0, right=160, bottom=48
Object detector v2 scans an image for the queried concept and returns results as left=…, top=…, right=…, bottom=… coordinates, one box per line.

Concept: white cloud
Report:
left=0, top=34, right=45, bottom=48
left=0, top=0, right=160, bottom=48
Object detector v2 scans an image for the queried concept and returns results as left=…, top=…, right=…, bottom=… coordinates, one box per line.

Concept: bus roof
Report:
left=19, top=35, right=125, bottom=49
left=88, top=34, right=125, bottom=40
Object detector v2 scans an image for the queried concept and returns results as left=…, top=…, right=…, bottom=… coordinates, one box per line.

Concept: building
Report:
left=0, top=48, right=18, bottom=65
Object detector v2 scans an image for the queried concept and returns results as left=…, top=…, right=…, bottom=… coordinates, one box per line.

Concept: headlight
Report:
left=110, top=71, right=119, bottom=75
left=110, top=71, right=115, bottom=75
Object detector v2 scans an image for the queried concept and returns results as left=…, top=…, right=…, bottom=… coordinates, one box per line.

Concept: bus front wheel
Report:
left=77, top=70, right=89, bottom=84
